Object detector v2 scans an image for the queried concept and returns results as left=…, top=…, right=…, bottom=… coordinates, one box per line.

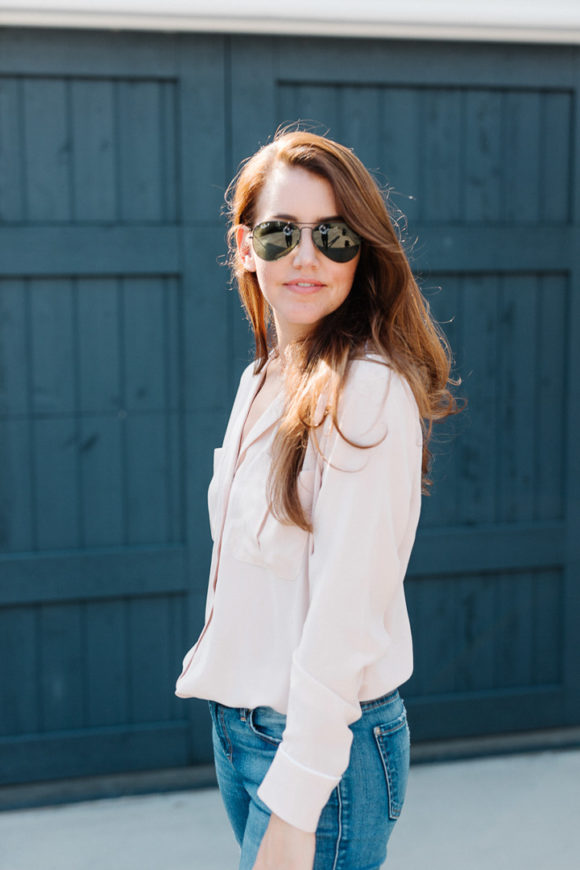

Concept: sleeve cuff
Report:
left=257, top=744, right=339, bottom=833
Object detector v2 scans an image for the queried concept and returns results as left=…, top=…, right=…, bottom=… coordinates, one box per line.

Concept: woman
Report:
left=176, top=128, right=458, bottom=869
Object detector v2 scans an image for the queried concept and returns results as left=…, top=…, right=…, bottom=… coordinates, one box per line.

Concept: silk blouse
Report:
left=175, top=353, right=423, bottom=833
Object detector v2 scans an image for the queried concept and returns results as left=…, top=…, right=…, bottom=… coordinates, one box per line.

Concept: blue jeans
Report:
left=208, top=689, right=410, bottom=869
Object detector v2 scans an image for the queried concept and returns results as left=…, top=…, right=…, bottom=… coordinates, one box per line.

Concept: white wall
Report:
left=1, top=0, right=580, bottom=44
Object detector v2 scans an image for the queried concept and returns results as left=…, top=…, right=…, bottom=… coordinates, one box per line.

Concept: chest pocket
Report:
left=230, top=466, right=317, bottom=582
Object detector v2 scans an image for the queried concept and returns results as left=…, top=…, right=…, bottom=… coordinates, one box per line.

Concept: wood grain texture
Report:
left=0, top=29, right=578, bottom=788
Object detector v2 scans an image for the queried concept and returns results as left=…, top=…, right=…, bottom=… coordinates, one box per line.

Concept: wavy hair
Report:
left=226, top=127, right=461, bottom=531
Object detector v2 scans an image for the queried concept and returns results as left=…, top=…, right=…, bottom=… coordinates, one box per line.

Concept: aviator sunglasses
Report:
left=250, top=220, right=361, bottom=263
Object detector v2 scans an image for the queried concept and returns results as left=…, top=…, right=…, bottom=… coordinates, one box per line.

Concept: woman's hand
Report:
left=252, top=812, right=316, bottom=870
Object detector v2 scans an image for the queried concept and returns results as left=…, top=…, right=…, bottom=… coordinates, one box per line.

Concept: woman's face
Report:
left=238, top=164, right=360, bottom=350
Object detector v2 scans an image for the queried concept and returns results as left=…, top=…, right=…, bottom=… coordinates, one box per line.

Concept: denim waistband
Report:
left=359, top=688, right=400, bottom=712
left=209, top=688, right=401, bottom=720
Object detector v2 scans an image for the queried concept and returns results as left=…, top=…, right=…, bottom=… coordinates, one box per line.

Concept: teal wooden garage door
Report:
left=231, top=37, right=580, bottom=741
left=0, top=29, right=227, bottom=784
left=0, top=28, right=578, bottom=786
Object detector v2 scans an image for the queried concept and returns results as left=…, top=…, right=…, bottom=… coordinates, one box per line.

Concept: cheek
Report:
left=335, top=262, right=358, bottom=298
left=254, top=260, right=282, bottom=296
left=252, top=264, right=276, bottom=307
left=348, top=258, right=361, bottom=291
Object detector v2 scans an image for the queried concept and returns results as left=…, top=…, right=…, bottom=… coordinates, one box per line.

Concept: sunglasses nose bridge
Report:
left=292, top=225, right=320, bottom=261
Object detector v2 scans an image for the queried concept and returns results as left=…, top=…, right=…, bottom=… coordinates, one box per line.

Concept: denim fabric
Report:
left=208, top=690, right=410, bottom=870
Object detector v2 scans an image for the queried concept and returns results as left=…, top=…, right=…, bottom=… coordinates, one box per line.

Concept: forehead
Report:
left=254, top=164, right=338, bottom=222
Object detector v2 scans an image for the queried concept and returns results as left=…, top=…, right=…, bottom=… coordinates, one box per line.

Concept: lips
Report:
left=284, top=280, right=325, bottom=294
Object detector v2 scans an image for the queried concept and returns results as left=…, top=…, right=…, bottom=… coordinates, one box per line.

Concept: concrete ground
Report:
left=1, top=748, right=579, bottom=870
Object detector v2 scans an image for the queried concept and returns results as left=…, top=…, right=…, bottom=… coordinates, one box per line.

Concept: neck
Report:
left=273, top=317, right=311, bottom=358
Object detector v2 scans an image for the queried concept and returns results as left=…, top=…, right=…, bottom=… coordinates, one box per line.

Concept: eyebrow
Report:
left=270, top=213, right=343, bottom=223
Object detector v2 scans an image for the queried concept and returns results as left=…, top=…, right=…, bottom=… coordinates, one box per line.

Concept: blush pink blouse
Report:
left=175, top=354, right=423, bottom=833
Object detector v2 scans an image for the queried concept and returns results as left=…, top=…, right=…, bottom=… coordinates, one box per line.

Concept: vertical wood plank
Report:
left=30, top=279, right=75, bottom=415
left=535, top=273, right=567, bottom=521
left=414, top=577, right=457, bottom=694
left=0, top=419, right=33, bottom=552
left=181, top=228, right=231, bottom=411
left=164, top=276, right=182, bottom=412
left=0, top=279, right=28, bottom=415
left=494, top=572, right=534, bottom=689
left=229, top=38, right=278, bottom=385
left=541, top=92, right=572, bottom=223
left=337, top=86, right=381, bottom=172
left=23, top=78, right=71, bottom=222
left=379, top=88, right=421, bottom=225
left=464, top=90, right=502, bottom=223
left=168, top=593, right=188, bottom=718
left=496, top=275, right=536, bottom=522
left=458, top=275, right=498, bottom=525
left=80, top=415, right=124, bottom=548
left=160, top=80, right=178, bottom=223
left=165, top=276, right=185, bottom=544
left=34, top=418, right=80, bottom=549
left=118, top=80, right=163, bottom=222
left=128, top=597, right=173, bottom=721
left=453, top=575, right=495, bottom=692
left=178, top=31, right=231, bottom=685
left=401, top=579, right=421, bottom=696
left=532, top=569, right=562, bottom=686
left=178, top=33, right=227, bottom=223
left=123, top=277, right=166, bottom=412
left=230, top=37, right=277, bottom=173
left=504, top=91, right=541, bottom=223
left=71, top=80, right=116, bottom=222
left=77, top=277, right=121, bottom=413
left=0, top=78, right=24, bottom=221
left=0, top=607, right=38, bottom=735
left=126, top=415, right=167, bottom=545
left=39, top=603, right=84, bottom=731
left=420, top=275, right=461, bottom=527
left=85, top=600, right=127, bottom=725
left=561, top=51, right=580, bottom=724
left=166, top=411, right=185, bottom=545
left=422, top=89, right=462, bottom=222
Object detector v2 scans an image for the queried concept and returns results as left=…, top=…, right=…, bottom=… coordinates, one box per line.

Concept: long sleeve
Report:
left=256, top=360, right=423, bottom=832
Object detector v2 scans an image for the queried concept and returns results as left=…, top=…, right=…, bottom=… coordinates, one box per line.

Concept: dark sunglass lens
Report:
left=252, top=222, right=299, bottom=260
left=314, top=222, right=361, bottom=262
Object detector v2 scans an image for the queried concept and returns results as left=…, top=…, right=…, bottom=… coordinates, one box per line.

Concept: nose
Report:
left=291, top=227, right=319, bottom=267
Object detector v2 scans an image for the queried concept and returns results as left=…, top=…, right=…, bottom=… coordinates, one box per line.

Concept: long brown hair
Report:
left=226, top=127, right=461, bottom=531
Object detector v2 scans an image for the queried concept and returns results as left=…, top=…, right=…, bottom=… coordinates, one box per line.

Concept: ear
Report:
left=236, top=225, right=257, bottom=273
